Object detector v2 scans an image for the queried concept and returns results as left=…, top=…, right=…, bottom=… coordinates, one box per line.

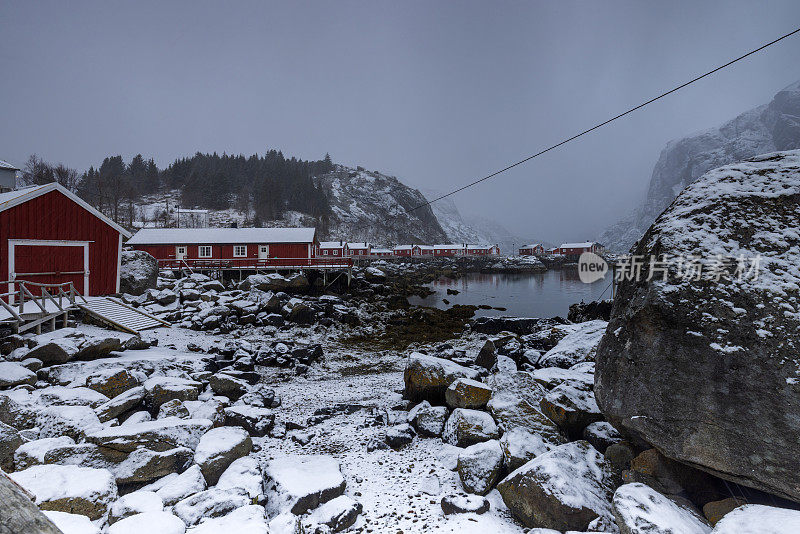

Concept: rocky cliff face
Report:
left=595, top=150, right=800, bottom=501
left=600, top=80, right=800, bottom=252
left=315, top=167, right=448, bottom=244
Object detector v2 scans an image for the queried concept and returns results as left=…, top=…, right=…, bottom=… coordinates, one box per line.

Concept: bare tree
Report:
left=21, top=154, right=54, bottom=186
left=53, top=164, right=79, bottom=192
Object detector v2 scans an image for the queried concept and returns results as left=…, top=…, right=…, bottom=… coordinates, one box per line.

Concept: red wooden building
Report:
left=393, top=245, right=417, bottom=256
left=556, top=242, right=604, bottom=256
left=0, top=183, right=132, bottom=299
left=347, top=242, right=372, bottom=256
left=519, top=243, right=544, bottom=255
left=127, top=228, right=319, bottom=268
left=434, top=244, right=465, bottom=257
left=319, top=241, right=348, bottom=257
left=466, top=244, right=500, bottom=256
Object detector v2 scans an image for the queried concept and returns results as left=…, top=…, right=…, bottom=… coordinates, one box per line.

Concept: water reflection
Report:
left=407, top=268, right=610, bottom=318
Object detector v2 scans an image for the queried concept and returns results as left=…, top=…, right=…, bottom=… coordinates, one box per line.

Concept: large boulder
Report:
left=9, top=464, right=117, bottom=520
left=120, top=250, right=159, bottom=296
left=497, top=440, right=616, bottom=531
left=403, top=353, right=479, bottom=404
left=86, top=417, right=212, bottom=453
left=595, top=151, right=800, bottom=501
left=442, top=408, right=499, bottom=447
left=445, top=378, right=492, bottom=409
left=711, top=504, right=800, bottom=533
left=0, top=362, right=37, bottom=388
left=263, top=454, right=346, bottom=516
left=457, top=440, right=504, bottom=495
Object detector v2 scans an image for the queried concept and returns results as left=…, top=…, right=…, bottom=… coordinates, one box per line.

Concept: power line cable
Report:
left=401, top=26, right=800, bottom=215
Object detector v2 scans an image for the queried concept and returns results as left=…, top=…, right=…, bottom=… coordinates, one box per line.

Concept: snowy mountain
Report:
left=313, top=167, right=448, bottom=244
left=422, top=190, right=522, bottom=253
left=599, top=79, right=800, bottom=252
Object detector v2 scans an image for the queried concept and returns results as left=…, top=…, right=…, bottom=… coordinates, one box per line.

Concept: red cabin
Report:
left=519, top=243, right=544, bottom=255
left=466, top=244, right=499, bottom=256
left=556, top=242, right=604, bottom=257
left=347, top=242, right=372, bottom=256
left=319, top=241, right=348, bottom=257
left=127, top=227, right=320, bottom=269
left=434, top=244, right=466, bottom=257
left=0, top=183, right=132, bottom=300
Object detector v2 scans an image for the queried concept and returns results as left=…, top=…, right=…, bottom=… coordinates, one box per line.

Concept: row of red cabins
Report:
left=0, top=181, right=500, bottom=303
left=519, top=242, right=605, bottom=256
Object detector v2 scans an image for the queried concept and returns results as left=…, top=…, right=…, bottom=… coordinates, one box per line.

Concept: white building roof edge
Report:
left=127, top=227, right=316, bottom=245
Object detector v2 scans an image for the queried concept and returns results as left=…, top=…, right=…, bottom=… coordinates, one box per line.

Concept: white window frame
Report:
left=199, top=246, right=212, bottom=258
left=323, top=250, right=329, bottom=256
left=233, top=245, right=247, bottom=258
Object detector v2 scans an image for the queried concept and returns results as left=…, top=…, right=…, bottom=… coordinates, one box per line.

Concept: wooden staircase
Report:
left=78, top=297, right=170, bottom=334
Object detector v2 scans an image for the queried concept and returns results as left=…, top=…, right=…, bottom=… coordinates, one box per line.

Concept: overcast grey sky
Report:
left=1, top=1, right=799, bottom=242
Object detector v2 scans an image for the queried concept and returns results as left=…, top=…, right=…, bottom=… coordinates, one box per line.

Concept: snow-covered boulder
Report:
left=95, top=386, right=146, bottom=422
left=172, top=487, right=251, bottom=527
left=0, top=421, right=23, bottom=470
left=612, top=483, right=711, bottom=534
left=37, top=405, right=103, bottom=441
left=403, top=353, right=480, bottom=403
left=538, top=320, right=607, bottom=368
left=37, top=386, right=110, bottom=408
left=384, top=423, right=416, bottom=449
left=539, top=379, right=603, bottom=438
left=222, top=406, right=274, bottom=437
left=0, top=361, right=36, bottom=388
left=497, top=440, right=616, bottom=530
left=119, top=250, right=159, bottom=296
left=85, top=368, right=140, bottom=399
left=14, top=436, right=75, bottom=470
left=193, top=427, right=252, bottom=485
left=0, top=470, right=63, bottom=534
left=711, top=504, right=800, bottom=533
left=445, top=378, right=492, bottom=409
left=86, top=417, right=212, bottom=453
left=113, top=446, right=194, bottom=485
left=42, top=511, right=101, bottom=534
left=302, top=495, right=363, bottom=532
left=109, top=490, right=164, bottom=524
left=442, top=408, right=499, bottom=447
left=10, top=464, right=118, bottom=520
left=485, top=371, right=563, bottom=446
left=146, top=464, right=207, bottom=506
left=583, top=421, right=622, bottom=454
left=208, top=373, right=248, bottom=401
left=263, top=454, right=346, bottom=516
left=499, top=427, right=556, bottom=472
left=216, top=456, right=264, bottom=503
left=186, top=505, right=268, bottom=534
left=457, top=440, right=504, bottom=495
left=407, top=401, right=449, bottom=437
left=440, top=494, right=490, bottom=515
left=109, top=511, right=186, bottom=534
left=143, top=377, right=202, bottom=412
left=596, top=150, right=800, bottom=501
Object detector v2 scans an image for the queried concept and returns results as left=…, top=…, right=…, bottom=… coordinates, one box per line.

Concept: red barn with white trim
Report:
left=0, top=183, right=132, bottom=299
left=519, top=243, right=544, bottom=255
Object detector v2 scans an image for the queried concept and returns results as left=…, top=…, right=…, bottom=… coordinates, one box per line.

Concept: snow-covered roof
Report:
left=372, top=248, right=392, bottom=253
left=521, top=243, right=542, bottom=249
left=393, top=245, right=415, bottom=251
left=319, top=241, right=346, bottom=248
left=348, top=242, right=371, bottom=249
left=466, top=244, right=493, bottom=250
left=127, top=227, right=316, bottom=245
left=433, top=244, right=466, bottom=250
left=559, top=242, right=596, bottom=249
left=176, top=208, right=208, bottom=214
left=418, top=245, right=434, bottom=250
left=0, top=159, right=19, bottom=171
left=0, top=183, right=132, bottom=237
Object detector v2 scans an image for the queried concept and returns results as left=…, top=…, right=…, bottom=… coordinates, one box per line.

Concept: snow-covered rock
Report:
left=497, top=440, right=616, bottom=530
left=222, top=406, right=274, bottom=437
left=596, top=150, right=800, bottom=501
left=109, top=490, right=164, bottom=524
left=143, top=377, right=202, bottom=411
left=485, top=371, right=564, bottom=445
left=442, top=408, right=499, bottom=447
left=457, top=440, right=504, bottom=495
left=119, top=250, right=159, bottom=296
left=445, top=378, right=492, bottom=409
left=14, top=436, right=75, bottom=470
left=0, top=361, right=37, bottom=388
left=113, top=446, right=194, bottom=485
left=216, top=456, right=264, bottom=503
left=538, top=320, right=607, bottom=368
left=539, top=380, right=603, bottom=438
left=37, top=386, right=110, bottom=409
left=86, top=417, right=212, bottom=453
left=84, top=368, right=140, bottom=400
left=108, top=511, right=186, bottom=534
left=499, top=427, right=556, bottom=471
left=172, top=487, right=251, bottom=527
left=147, top=464, right=207, bottom=506
left=403, top=353, right=480, bottom=403
left=407, top=401, right=449, bottom=437
left=193, top=426, right=252, bottom=485
left=263, top=454, right=346, bottom=516
left=10, top=464, right=118, bottom=520
left=612, top=483, right=710, bottom=534
left=37, top=405, right=103, bottom=441
left=440, top=494, right=490, bottom=515
left=583, top=421, right=622, bottom=454
left=711, top=504, right=800, bottom=533
left=95, top=386, right=146, bottom=423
